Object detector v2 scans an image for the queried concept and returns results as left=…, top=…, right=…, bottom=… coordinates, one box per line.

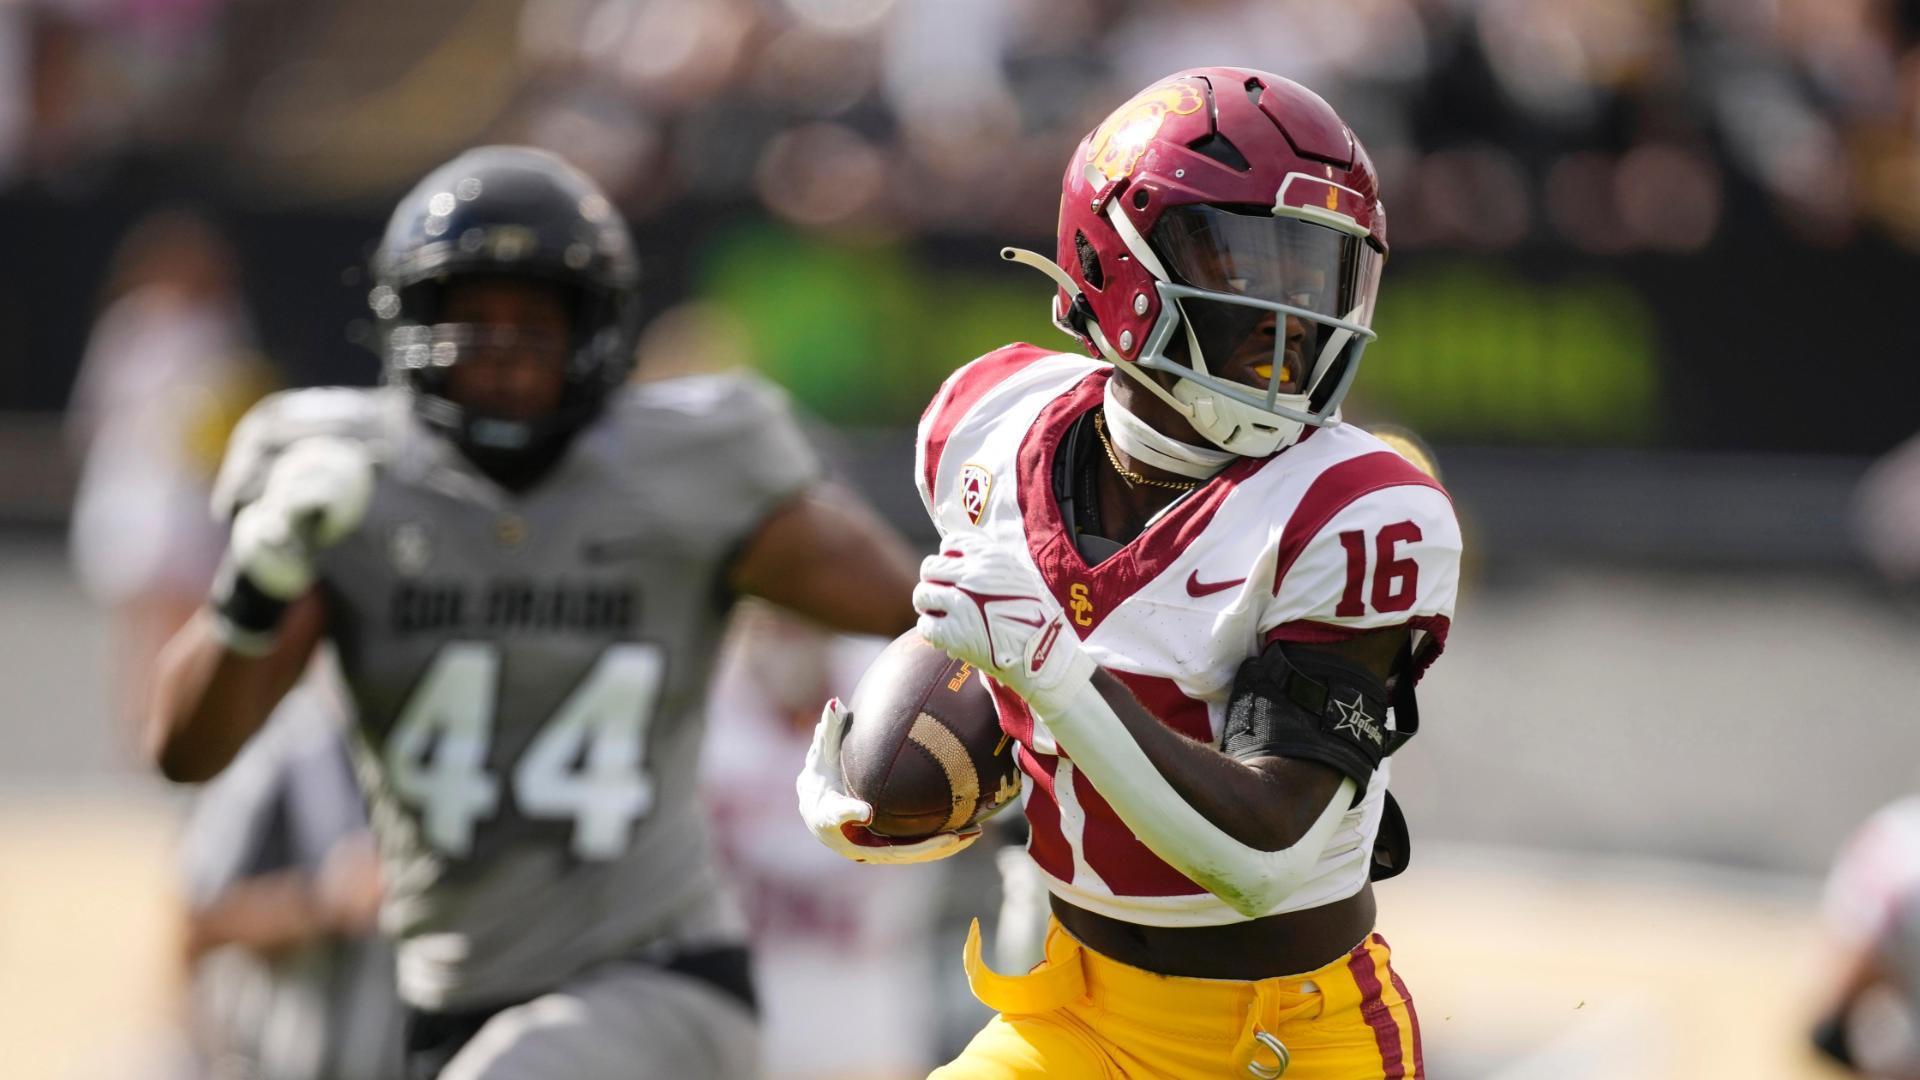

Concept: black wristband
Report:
left=1222, top=643, right=1393, bottom=794
left=210, top=560, right=292, bottom=649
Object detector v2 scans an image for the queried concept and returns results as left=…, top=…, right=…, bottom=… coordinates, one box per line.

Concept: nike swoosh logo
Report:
left=1185, top=570, right=1247, bottom=597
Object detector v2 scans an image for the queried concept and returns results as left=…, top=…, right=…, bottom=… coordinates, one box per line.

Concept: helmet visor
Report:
left=1149, top=206, right=1381, bottom=402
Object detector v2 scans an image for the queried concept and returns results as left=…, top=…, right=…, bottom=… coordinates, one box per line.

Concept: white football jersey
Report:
left=915, top=344, right=1462, bottom=927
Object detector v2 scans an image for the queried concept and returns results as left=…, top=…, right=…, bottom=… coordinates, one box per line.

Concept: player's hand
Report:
left=229, top=436, right=375, bottom=600
left=796, top=697, right=981, bottom=865
left=314, top=834, right=384, bottom=937
left=912, top=533, right=1095, bottom=705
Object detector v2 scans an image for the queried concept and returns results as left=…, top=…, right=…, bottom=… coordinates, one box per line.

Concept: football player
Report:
left=148, top=146, right=920, bottom=1080
left=801, top=69, right=1458, bottom=1078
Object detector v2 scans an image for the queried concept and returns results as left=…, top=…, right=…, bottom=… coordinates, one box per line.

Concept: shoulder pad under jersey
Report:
left=211, top=387, right=396, bottom=520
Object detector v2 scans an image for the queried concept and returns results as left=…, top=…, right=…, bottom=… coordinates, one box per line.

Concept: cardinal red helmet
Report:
left=1046, top=68, right=1386, bottom=455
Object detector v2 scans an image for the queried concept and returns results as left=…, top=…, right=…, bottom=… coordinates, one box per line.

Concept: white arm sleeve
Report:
left=1029, top=672, right=1354, bottom=919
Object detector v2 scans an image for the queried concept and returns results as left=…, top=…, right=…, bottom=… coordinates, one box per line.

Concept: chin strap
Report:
left=1101, top=380, right=1234, bottom=479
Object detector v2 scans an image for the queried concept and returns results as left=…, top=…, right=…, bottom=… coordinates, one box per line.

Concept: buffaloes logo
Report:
left=1084, top=79, right=1206, bottom=186
left=959, top=463, right=993, bottom=526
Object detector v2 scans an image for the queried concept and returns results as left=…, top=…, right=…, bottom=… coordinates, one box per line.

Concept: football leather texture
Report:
left=840, top=632, right=1022, bottom=841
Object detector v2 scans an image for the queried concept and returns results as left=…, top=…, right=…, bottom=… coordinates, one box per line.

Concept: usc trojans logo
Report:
left=959, top=463, right=992, bottom=525
left=1068, top=582, right=1094, bottom=627
left=1084, top=80, right=1206, bottom=185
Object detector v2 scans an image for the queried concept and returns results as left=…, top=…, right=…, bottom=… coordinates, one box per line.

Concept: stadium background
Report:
left=4, top=0, right=1920, bottom=1076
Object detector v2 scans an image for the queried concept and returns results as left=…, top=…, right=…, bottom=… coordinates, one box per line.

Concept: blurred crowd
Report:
left=5, top=0, right=1920, bottom=253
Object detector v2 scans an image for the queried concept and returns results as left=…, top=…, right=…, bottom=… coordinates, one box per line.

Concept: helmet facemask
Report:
left=1112, top=202, right=1382, bottom=456
left=387, top=272, right=622, bottom=453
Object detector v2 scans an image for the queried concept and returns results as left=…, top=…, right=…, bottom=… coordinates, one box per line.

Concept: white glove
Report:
left=229, top=436, right=375, bottom=600
left=796, top=697, right=981, bottom=865
left=911, top=533, right=1096, bottom=709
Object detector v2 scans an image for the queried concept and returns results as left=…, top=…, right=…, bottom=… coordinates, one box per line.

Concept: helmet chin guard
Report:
left=1001, top=245, right=1369, bottom=457
left=1141, top=278, right=1371, bottom=456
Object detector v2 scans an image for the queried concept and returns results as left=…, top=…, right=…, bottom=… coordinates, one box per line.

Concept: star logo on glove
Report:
left=1330, top=693, right=1384, bottom=749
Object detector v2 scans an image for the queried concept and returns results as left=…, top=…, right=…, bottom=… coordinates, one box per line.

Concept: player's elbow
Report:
left=1190, top=788, right=1351, bottom=916
left=152, top=730, right=218, bottom=784
left=1198, top=860, right=1309, bottom=920
left=146, top=703, right=230, bottom=784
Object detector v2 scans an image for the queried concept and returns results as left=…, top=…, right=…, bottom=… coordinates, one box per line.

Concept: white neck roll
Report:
left=1100, top=379, right=1237, bottom=480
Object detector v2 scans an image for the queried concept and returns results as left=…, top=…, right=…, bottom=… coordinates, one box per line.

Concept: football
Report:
left=840, top=632, right=1022, bottom=841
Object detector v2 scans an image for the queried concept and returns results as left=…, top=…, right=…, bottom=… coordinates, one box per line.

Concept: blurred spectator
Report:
left=701, top=603, right=948, bottom=1080
left=1815, top=797, right=1920, bottom=1078
left=4, top=0, right=1920, bottom=250
left=1856, top=431, right=1920, bottom=591
left=60, top=205, right=400, bottom=1080
left=179, top=682, right=406, bottom=1080
left=65, top=206, right=271, bottom=748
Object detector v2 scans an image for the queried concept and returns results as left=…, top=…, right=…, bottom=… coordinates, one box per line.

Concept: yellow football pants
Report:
left=931, top=918, right=1422, bottom=1079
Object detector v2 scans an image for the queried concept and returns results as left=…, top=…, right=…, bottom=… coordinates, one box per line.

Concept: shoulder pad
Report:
left=612, top=371, right=804, bottom=445
left=1270, top=444, right=1451, bottom=589
left=1262, top=447, right=1461, bottom=675
left=916, top=344, right=1085, bottom=512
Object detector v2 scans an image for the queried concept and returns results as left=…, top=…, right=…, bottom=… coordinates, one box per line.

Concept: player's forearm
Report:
left=147, top=595, right=322, bottom=782
left=149, top=614, right=277, bottom=781
left=1084, top=672, right=1346, bottom=851
left=731, top=487, right=919, bottom=636
left=753, top=562, right=916, bottom=637
left=1031, top=673, right=1351, bottom=918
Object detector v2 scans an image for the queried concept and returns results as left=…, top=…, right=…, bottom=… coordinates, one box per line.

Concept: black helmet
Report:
left=370, top=146, right=640, bottom=458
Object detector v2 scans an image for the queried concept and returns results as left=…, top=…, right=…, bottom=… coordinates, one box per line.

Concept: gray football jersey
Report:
left=214, top=374, right=821, bottom=1010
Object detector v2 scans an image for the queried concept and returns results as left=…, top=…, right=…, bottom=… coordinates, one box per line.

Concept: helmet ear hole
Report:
left=1074, top=230, right=1104, bottom=290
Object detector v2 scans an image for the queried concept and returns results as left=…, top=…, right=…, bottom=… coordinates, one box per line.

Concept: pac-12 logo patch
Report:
left=959, top=463, right=993, bottom=525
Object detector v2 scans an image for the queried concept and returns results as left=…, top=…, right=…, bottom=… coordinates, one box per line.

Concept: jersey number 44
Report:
left=385, top=642, right=665, bottom=860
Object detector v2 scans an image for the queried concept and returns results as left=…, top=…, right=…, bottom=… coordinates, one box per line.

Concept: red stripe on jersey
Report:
left=1072, top=766, right=1208, bottom=896
left=1350, top=935, right=1406, bottom=1078
left=1017, top=746, right=1075, bottom=883
left=1270, top=451, right=1447, bottom=599
left=986, top=675, right=1035, bottom=747
left=920, top=344, right=1055, bottom=509
left=1068, top=671, right=1211, bottom=896
left=1264, top=614, right=1453, bottom=679
left=1388, top=960, right=1426, bottom=1079
left=1016, top=370, right=1269, bottom=637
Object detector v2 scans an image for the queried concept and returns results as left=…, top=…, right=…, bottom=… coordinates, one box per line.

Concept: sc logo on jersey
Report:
left=1069, top=582, right=1094, bottom=627
left=959, top=463, right=993, bottom=526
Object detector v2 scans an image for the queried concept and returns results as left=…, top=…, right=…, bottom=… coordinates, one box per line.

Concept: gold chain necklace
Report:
left=1093, top=410, right=1200, bottom=491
